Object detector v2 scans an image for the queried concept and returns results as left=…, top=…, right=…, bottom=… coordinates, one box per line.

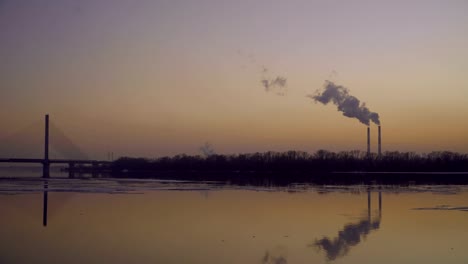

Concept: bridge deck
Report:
left=0, top=158, right=111, bottom=164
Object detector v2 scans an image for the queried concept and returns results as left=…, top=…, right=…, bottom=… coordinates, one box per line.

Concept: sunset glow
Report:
left=1, top=0, right=467, bottom=158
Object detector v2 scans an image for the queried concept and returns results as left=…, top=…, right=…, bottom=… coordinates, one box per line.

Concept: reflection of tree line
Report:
left=109, top=151, right=468, bottom=183
left=313, top=191, right=382, bottom=261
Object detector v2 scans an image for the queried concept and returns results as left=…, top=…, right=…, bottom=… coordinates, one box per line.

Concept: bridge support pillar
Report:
left=42, top=161, right=50, bottom=178
left=92, top=162, right=99, bottom=178
left=68, top=162, right=75, bottom=178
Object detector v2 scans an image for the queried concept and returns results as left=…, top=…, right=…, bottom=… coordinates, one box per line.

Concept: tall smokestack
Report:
left=378, top=125, right=382, bottom=156
left=367, top=126, right=370, bottom=155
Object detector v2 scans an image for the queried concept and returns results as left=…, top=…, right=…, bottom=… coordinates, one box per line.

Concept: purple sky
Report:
left=1, top=0, right=468, bottom=158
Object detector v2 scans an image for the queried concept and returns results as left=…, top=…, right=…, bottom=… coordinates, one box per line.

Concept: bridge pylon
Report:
left=43, top=114, right=49, bottom=178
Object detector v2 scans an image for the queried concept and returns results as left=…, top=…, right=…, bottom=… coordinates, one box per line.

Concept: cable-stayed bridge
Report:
left=0, top=115, right=110, bottom=178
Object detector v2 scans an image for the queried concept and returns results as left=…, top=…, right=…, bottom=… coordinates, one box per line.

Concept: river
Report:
left=1, top=169, right=468, bottom=263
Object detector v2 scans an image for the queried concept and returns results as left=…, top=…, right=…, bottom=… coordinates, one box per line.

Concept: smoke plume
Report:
left=236, top=49, right=287, bottom=96
left=261, top=67, right=287, bottom=96
left=261, top=76, right=287, bottom=96
left=309, top=81, right=380, bottom=126
left=199, top=142, right=215, bottom=157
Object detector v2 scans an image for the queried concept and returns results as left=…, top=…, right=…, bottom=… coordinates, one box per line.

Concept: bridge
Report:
left=0, top=115, right=110, bottom=178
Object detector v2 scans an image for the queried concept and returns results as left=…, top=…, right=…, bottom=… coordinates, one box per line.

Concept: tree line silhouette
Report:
left=108, top=150, right=468, bottom=184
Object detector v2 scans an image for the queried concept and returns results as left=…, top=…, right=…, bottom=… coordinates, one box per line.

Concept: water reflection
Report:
left=313, top=190, right=382, bottom=261
left=42, top=180, right=48, bottom=226
left=261, top=246, right=288, bottom=264
left=3, top=181, right=468, bottom=263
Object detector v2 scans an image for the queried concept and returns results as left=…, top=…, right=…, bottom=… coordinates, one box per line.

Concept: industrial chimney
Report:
left=367, top=126, right=370, bottom=156
left=378, top=125, right=382, bottom=156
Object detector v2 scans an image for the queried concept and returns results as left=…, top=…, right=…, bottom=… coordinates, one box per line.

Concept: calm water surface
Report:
left=1, top=172, right=468, bottom=263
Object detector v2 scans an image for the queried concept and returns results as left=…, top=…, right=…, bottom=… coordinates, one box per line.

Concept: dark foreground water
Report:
left=1, top=174, right=468, bottom=263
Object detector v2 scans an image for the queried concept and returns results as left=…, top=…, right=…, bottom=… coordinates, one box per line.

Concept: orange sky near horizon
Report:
left=1, top=0, right=467, bottom=159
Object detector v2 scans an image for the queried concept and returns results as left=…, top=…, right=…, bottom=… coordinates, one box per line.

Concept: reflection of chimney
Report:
left=367, top=190, right=371, bottom=219
left=367, top=127, right=370, bottom=155
left=378, top=191, right=382, bottom=218
left=378, top=126, right=382, bottom=156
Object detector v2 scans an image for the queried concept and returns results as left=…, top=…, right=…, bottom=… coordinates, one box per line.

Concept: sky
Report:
left=1, top=0, right=468, bottom=159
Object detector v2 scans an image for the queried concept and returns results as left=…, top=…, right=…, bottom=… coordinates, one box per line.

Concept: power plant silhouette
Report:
left=367, top=125, right=382, bottom=156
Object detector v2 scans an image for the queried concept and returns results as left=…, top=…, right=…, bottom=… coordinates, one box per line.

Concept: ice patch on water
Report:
left=412, top=205, right=468, bottom=212
left=0, top=177, right=231, bottom=194
left=1, top=177, right=468, bottom=195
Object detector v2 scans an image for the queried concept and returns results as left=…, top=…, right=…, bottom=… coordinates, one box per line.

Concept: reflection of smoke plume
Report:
left=313, top=216, right=381, bottom=261
left=261, top=67, right=287, bottom=96
left=309, top=81, right=380, bottom=126
left=199, top=142, right=215, bottom=157
left=262, top=249, right=288, bottom=264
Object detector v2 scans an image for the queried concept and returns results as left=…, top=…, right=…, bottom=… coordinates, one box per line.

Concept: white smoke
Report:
left=199, top=142, right=215, bottom=157
left=309, top=81, right=380, bottom=126
left=236, top=50, right=287, bottom=96
left=260, top=66, right=287, bottom=96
